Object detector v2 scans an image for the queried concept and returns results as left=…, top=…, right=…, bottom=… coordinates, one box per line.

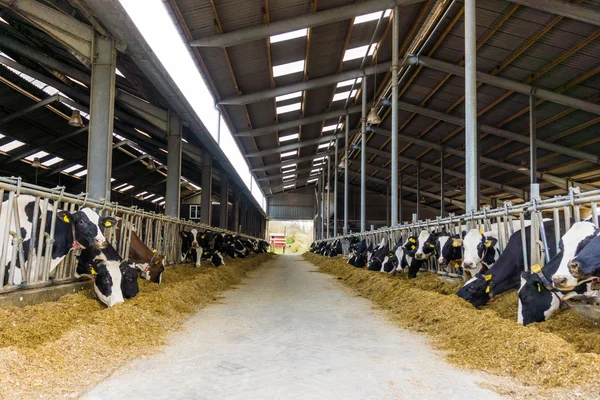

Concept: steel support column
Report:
left=464, top=0, right=479, bottom=212
left=390, top=5, right=400, bottom=227
left=416, top=162, right=421, bottom=220
left=361, top=78, right=367, bottom=233
left=165, top=112, right=182, bottom=218
left=334, top=138, right=338, bottom=236
left=344, top=115, right=349, bottom=236
left=233, top=190, right=240, bottom=232
left=316, top=184, right=322, bottom=240
left=530, top=95, right=537, bottom=186
left=87, top=33, right=116, bottom=201
left=440, top=150, right=445, bottom=218
left=220, top=174, right=229, bottom=229
left=326, top=154, right=331, bottom=238
left=399, top=173, right=403, bottom=222
left=201, top=150, right=213, bottom=224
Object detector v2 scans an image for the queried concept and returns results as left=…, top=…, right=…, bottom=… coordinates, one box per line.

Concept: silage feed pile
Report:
left=304, top=253, right=600, bottom=389
left=0, top=253, right=272, bottom=399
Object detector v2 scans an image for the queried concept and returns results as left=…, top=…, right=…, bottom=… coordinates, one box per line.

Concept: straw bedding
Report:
left=0, top=253, right=272, bottom=399
left=304, top=253, right=600, bottom=390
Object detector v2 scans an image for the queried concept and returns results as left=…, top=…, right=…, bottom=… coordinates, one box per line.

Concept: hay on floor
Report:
left=0, top=253, right=273, bottom=399
left=304, top=253, right=600, bottom=389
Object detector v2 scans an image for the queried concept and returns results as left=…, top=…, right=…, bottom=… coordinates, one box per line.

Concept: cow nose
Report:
left=438, top=257, right=446, bottom=265
left=94, top=239, right=107, bottom=249
left=463, top=261, right=473, bottom=269
left=552, top=276, right=568, bottom=287
left=415, top=252, right=424, bottom=259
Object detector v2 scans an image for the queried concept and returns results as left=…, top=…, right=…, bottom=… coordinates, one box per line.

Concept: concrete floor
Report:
left=83, top=255, right=504, bottom=400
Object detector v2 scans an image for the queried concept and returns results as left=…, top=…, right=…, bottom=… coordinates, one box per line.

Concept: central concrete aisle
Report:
left=84, top=255, right=504, bottom=400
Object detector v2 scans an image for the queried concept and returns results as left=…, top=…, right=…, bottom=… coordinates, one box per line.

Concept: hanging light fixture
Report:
left=367, top=107, right=382, bottom=124
left=518, top=160, right=528, bottom=171
left=68, top=110, right=84, bottom=127
left=146, top=157, right=156, bottom=170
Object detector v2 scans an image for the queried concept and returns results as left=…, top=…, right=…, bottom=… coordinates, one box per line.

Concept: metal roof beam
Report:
left=414, top=55, right=600, bottom=116
left=256, top=166, right=321, bottom=182
left=370, top=126, right=596, bottom=192
left=395, top=100, right=600, bottom=164
left=506, top=0, right=600, bottom=27
left=252, top=150, right=343, bottom=172
left=190, top=0, right=425, bottom=48
left=267, top=174, right=322, bottom=192
left=220, top=62, right=395, bottom=106
left=246, top=132, right=347, bottom=158
left=237, top=104, right=368, bottom=137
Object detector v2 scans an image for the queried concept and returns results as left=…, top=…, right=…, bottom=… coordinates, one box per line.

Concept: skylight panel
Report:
left=42, top=156, right=63, bottom=167
left=307, top=178, right=318, bottom=183
left=159, top=148, right=168, bottom=153
left=116, top=68, right=125, bottom=78
left=318, top=142, right=332, bottom=150
left=158, top=201, right=165, bottom=206
left=283, top=184, right=295, bottom=189
left=134, top=128, right=151, bottom=138
left=151, top=196, right=164, bottom=203
left=354, top=9, right=391, bottom=25
left=119, top=185, right=134, bottom=192
left=0, top=16, right=9, bottom=24
left=0, top=140, right=24, bottom=153
left=276, top=102, right=301, bottom=114
left=282, top=163, right=296, bottom=171
left=312, top=162, right=324, bottom=167
left=280, top=150, right=297, bottom=159
left=279, top=133, right=299, bottom=142
left=322, top=123, right=342, bottom=132
left=25, top=151, right=49, bottom=161
left=282, top=174, right=295, bottom=181
left=343, top=45, right=376, bottom=62
left=275, top=91, right=302, bottom=103
left=114, top=183, right=129, bottom=190
left=74, top=169, right=88, bottom=177
left=66, top=75, right=88, bottom=88
left=62, top=164, right=83, bottom=174
left=144, top=194, right=155, bottom=200
left=273, top=60, right=305, bottom=77
left=136, top=191, right=148, bottom=197
left=337, top=77, right=362, bottom=88
left=270, top=28, right=308, bottom=43
left=333, top=90, right=358, bottom=102
left=110, top=178, right=116, bottom=183
left=310, top=168, right=322, bottom=175
left=313, top=156, right=325, bottom=162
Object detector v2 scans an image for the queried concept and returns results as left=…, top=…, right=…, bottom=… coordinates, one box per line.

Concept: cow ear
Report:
left=100, top=216, right=117, bottom=228
left=57, top=211, right=73, bottom=224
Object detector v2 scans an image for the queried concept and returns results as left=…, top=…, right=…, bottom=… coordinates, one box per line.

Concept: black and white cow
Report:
left=568, top=227, right=600, bottom=280
left=389, top=235, right=421, bottom=278
left=518, top=221, right=600, bottom=325
left=460, top=229, right=500, bottom=279
left=367, top=237, right=389, bottom=271
left=382, top=236, right=404, bottom=273
left=348, top=239, right=368, bottom=268
left=436, top=233, right=463, bottom=271
left=414, top=230, right=441, bottom=261
left=457, top=221, right=560, bottom=307
left=180, top=229, right=203, bottom=267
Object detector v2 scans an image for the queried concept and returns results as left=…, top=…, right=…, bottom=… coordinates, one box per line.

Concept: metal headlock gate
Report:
left=0, top=177, right=262, bottom=294
left=322, top=187, right=600, bottom=278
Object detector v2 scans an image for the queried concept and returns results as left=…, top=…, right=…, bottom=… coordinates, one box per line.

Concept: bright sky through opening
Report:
left=120, top=0, right=265, bottom=210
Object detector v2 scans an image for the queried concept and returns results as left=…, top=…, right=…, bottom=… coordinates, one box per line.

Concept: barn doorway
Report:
left=268, top=220, right=314, bottom=254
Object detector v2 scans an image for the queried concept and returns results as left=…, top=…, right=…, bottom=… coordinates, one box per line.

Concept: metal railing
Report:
left=0, top=177, right=262, bottom=294
left=321, top=186, right=600, bottom=277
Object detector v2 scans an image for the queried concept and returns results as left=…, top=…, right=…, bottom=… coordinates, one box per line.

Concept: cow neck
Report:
left=72, top=223, right=85, bottom=252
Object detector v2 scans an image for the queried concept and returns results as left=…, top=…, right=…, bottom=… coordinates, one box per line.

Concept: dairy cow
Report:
left=461, top=229, right=499, bottom=279
left=518, top=221, right=600, bottom=325
left=569, top=228, right=600, bottom=280
left=457, top=221, right=560, bottom=307
left=367, top=237, right=389, bottom=271
left=348, top=239, right=368, bottom=268
left=436, top=233, right=463, bottom=271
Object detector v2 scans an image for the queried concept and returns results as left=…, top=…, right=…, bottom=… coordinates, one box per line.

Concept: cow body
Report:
left=457, top=221, right=560, bottom=307
left=518, top=221, right=600, bottom=325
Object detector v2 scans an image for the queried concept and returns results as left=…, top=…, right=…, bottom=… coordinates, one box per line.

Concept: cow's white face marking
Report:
left=517, top=277, right=525, bottom=325
left=414, top=230, right=431, bottom=260
left=462, top=229, right=484, bottom=271
left=191, top=228, right=199, bottom=247
left=80, top=208, right=108, bottom=245
left=553, top=221, right=596, bottom=290
left=437, top=235, right=450, bottom=264
left=380, top=256, right=389, bottom=272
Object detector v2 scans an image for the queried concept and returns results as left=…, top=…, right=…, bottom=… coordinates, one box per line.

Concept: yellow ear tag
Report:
left=452, top=241, right=459, bottom=247
left=479, top=228, right=484, bottom=234
left=104, top=220, right=112, bottom=227
left=486, top=241, right=492, bottom=248
left=531, top=264, right=542, bottom=273
left=485, top=286, right=491, bottom=293
left=152, top=249, right=157, bottom=253
left=409, top=238, right=416, bottom=243
left=429, top=244, right=435, bottom=248
left=537, top=283, right=541, bottom=292
left=63, top=215, right=70, bottom=223
left=90, top=267, right=96, bottom=275
left=485, top=274, right=492, bottom=281
left=411, top=245, right=416, bottom=250
left=201, top=235, right=205, bottom=239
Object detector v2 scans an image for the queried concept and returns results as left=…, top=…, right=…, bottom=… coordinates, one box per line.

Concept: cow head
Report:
left=414, top=230, right=436, bottom=260
left=147, top=253, right=165, bottom=284
left=91, top=259, right=113, bottom=297
left=456, top=274, right=492, bottom=307
left=437, top=234, right=462, bottom=267
left=461, top=229, right=497, bottom=273
left=59, top=208, right=117, bottom=249
left=119, top=261, right=139, bottom=299
left=211, top=251, right=224, bottom=267
left=403, top=236, right=418, bottom=256
left=568, top=228, right=600, bottom=280
left=518, top=270, right=560, bottom=326
left=550, top=221, right=596, bottom=291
